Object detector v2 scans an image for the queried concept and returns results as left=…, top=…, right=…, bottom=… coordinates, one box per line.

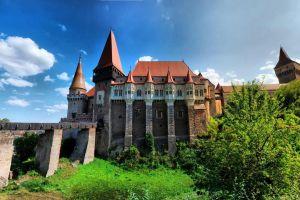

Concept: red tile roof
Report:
left=95, top=30, right=123, bottom=73
left=86, top=87, right=95, bottom=97
left=132, top=61, right=197, bottom=77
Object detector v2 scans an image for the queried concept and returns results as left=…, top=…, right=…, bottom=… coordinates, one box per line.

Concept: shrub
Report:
left=12, top=132, right=38, bottom=177
left=20, top=179, right=49, bottom=192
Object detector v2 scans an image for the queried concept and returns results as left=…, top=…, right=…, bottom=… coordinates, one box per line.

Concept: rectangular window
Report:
left=114, top=90, right=118, bottom=96
left=200, top=90, right=203, bottom=96
left=177, top=111, right=184, bottom=118
left=195, top=90, right=199, bottom=96
left=155, top=90, right=159, bottom=96
left=118, top=90, right=122, bottom=96
left=160, top=90, right=164, bottom=96
left=156, top=110, right=163, bottom=119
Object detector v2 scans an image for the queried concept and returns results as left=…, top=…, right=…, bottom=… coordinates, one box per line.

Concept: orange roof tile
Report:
left=126, top=71, right=135, bottom=83
left=95, top=30, right=123, bottom=73
left=86, top=87, right=95, bottom=97
left=70, top=56, right=86, bottom=91
left=186, top=70, right=194, bottom=83
left=132, top=61, right=196, bottom=77
left=166, top=68, right=174, bottom=83
left=146, top=68, right=154, bottom=83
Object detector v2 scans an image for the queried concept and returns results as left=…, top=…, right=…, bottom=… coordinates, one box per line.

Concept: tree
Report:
left=0, top=118, right=9, bottom=123
left=275, top=80, right=300, bottom=116
left=177, top=82, right=300, bottom=199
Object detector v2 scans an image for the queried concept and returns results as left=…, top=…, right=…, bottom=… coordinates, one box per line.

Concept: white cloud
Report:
left=57, top=72, right=70, bottom=81
left=34, top=108, right=41, bottom=111
left=85, top=81, right=93, bottom=91
left=55, top=87, right=69, bottom=97
left=58, top=24, right=67, bottom=32
left=6, top=97, right=29, bottom=107
left=0, top=32, right=6, bottom=38
left=255, top=73, right=278, bottom=84
left=56, top=53, right=65, bottom=58
left=0, top=36, right=55, bottom=77
left=292, top=57, right=300, bottom=63
left=45, top=103, right=67, bottom=113
left=12, top=90, right=30, bottom=96
left=136, top=56, right=158, bottom=63
left=44, top=75, right=55, bottom=82
left=259, top=60, right=275, bottom=71
left=79, top=49, right=88, bottom=55
left=225, top=71, right=237, bottom=78
left=1, top=77, right=34, bottom=87
left=201, top=68, right=245, bottom=86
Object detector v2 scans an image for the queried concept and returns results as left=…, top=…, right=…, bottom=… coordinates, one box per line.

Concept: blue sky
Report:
left=0, top=0, right=300, bottom=122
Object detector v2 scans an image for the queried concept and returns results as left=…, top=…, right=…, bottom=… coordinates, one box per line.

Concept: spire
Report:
left=146, top=67, right=153, bottom=83
left=70, top=56, right=86, bottom=92
left=96, top=30, right=123, bottom=73
left=186, top=70, right=194, bottom=84
left=275, top=47, right=293, bottom=68
left=166, top=68, right=174, bottom=83
left=126, top=71, right=135, bottom=83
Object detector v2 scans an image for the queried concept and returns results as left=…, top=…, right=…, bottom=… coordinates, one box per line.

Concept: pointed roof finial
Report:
left=275, top=46, right=293, bottom=68
left=146, top=67, right=153, bottom=83
left=70, top=56, right=86, bottom=92
left=186, top=70, right=194, bottom=84
left=166, top=67, right=174, bottom=83
left=126, top=70, right=135, bottom=83
left=95, top=30, right=123, bottom=73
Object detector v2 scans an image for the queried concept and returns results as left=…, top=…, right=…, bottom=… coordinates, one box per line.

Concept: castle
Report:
left=62, top=31, right=299, bottom=155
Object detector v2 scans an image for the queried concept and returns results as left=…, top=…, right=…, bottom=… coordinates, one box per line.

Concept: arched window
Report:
left=137, top=89, right=142, bottom=97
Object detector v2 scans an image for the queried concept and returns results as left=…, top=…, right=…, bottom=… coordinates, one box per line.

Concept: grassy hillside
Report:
left=0, top=158, right=196, bottom=200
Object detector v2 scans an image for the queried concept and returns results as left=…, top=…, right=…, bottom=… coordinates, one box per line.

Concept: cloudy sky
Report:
left=0, top=0, right=300, bottom=122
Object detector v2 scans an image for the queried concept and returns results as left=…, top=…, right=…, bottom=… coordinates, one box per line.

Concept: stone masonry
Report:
left=0, top=132, right=14, bottom=188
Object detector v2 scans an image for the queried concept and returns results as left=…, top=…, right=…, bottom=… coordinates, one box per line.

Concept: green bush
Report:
left=12, top=132, right=38, bottom=177
left=20, top=178, right=49, bottom=192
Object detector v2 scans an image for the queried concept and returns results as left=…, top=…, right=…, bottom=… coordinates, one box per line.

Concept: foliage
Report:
left=144, top=133, right=155, bottom=156
left=275, top=80, right=300, bottom=116
left=176, top=82, right=300, bottom=199
left=11, top=132, right=38, bottom=177
left=3, top=159, right=193, bottom=199
left=0, top=118, right=9, bottom=123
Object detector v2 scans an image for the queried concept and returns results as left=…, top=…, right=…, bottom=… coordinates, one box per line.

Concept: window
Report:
left=155, top=90, right=159, bottom=96
left=137, top=89, right=142, bottom=97
left=156, top=110, right=163, bottom=119
left=72, top=113, right=76, bottom=119
left=177, top=111, right=184, bottom=118
left=204, top=89, right=207, bottom=94
left=177, top=90, right=182, bottom=96
left=195, top=90, right=199, bottom=96
left=160, top=90, right=164, bottom=96
left=114, top=90, right=118, bottom=96
left=118, top=90, right=123, bottom=96
left=200, top=90, right=203, bottom=96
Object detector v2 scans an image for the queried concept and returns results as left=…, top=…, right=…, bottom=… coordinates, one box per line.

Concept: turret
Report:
left=125, top=71, right=135, bottom=100
left=274, top=47, right=300, bottom=84
left=185, top=70, right=194, bottom=101
left=67, top=56, right=88, bottom=119
left=69, top=56, right=86, bottom=95
left=145, top=68, right=154, bottom=99
left=165, top=68, right=175, bottom=100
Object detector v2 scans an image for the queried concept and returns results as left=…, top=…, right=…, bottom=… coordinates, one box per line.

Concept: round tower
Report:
left=67, top=56, right=88, bottom=120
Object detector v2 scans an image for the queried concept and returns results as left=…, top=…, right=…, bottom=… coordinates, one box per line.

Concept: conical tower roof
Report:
left=126, top=71, right=135, bottom=83
left=146, top=68, right=153, bottom=83
left=96, top=30, right=123, bottom=73
left=275, top=47, right=293, bottom=68
left=186, top=70, right=194, bottom=84
left=70, top=56, right=86, bottom=91
left=166, top=68, right=174, bottom=83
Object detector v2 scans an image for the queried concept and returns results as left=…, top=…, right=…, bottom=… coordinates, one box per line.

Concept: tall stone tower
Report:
left=67, top=56, right=87, bottom=120
left=92, top=30, right=125, bottom=155
left=274, top=47, right=300, bottom=84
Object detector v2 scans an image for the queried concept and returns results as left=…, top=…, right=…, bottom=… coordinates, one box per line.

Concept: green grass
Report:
left=1, top=158, right=196, bottom=200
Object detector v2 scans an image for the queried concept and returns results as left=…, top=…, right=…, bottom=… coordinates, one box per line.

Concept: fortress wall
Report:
left=132, top=100, right=146, bottom=148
